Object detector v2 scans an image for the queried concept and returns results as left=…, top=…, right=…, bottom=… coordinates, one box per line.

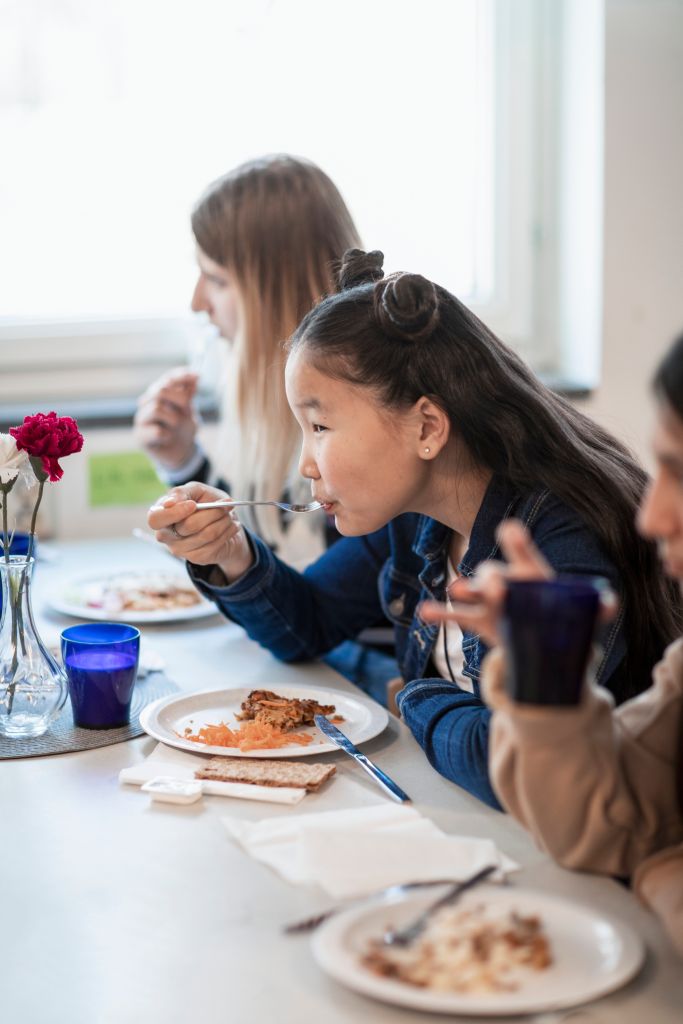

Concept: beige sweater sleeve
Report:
left=483, top=641, right=683, bottom=878
left=635, top=844, right=683, bottom=956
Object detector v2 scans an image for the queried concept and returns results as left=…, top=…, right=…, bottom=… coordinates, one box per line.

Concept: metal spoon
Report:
left=192, top=499, right=324, bottom=513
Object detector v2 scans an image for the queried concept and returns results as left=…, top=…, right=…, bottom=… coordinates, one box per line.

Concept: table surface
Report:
left=3, top=539, right=682, bottom=1024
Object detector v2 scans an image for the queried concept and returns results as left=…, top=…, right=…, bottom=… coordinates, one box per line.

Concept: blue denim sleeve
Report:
left=186, top=528, right=390, bottom=662
left=396, top=681, right=502, bottom=809
left=396, top=496, right=629, bottom=811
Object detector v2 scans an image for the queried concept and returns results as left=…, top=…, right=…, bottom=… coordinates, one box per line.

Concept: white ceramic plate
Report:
left=312, top=884, right=644, bottom=1015
left=48, top=571, right=218, bottom=624
left=139, top=684, right=389, bottom=758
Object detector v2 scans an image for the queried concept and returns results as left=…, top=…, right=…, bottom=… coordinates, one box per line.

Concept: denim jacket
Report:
left=188, top=475, right=627, bottom=809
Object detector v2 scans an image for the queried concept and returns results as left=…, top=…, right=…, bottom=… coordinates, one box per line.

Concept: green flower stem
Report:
left=26, top=478, right=44, bottom=564
left=0, top=484, right=15, bottom=710
left=16, top=586, right=27, bottom=658
left=5, top=566, right=21, bottom=715
left=11, top=477, right=44, bottom=668
left=1, top=484, right=9, bottom=564
left=1, top=477, right=21, bottom=564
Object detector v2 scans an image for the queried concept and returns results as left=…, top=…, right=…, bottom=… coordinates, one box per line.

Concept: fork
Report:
left=283, top=878, right=467, bottom=934
left=382, top=864, right=497, bottom=946
left=193, top=499, right=324, bottom=513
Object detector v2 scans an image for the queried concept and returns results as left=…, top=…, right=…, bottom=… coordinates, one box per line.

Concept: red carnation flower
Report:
left=10, top=411, right=84, bottom=482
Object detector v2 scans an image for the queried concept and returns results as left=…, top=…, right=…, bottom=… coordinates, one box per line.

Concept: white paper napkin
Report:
left=119, top=742, right=306, bottom=805
left=221, top=804, right=519, bottom=898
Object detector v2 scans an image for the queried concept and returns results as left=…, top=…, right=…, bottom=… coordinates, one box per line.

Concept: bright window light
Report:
left=0, top=0, right=496, bottom=321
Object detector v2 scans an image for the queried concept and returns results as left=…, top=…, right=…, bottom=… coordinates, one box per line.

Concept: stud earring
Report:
left=423, top=447, right=431, bottom=454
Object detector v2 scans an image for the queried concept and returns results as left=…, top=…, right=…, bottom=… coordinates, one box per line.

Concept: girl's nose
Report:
left=191, top=276, right=208, bottom=313
left=638, top=475, right=674, bottom=540
left=298, top=444, right=319, bottom=481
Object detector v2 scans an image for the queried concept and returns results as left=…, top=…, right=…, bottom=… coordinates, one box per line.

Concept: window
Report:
left=0, top=0, right=602, bottom=410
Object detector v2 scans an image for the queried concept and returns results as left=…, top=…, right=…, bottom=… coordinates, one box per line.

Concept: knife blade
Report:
left=314, top=715, right=411, bottom=803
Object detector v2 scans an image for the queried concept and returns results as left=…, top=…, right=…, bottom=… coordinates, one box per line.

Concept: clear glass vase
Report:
left=0, top=556, right=67, bottom=738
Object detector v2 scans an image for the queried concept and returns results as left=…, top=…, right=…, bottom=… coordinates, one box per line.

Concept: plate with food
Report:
left=312, top=884, right=644, bottom=1015
left=139, top=685, right=389, bottom=758
left=48, top=570, right=218, bottom=624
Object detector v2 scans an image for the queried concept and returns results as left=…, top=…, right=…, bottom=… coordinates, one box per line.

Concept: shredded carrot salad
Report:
left=180, top=720, right=315, bottom=751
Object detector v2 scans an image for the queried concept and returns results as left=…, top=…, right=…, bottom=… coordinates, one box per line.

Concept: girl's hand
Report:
left=147, top=483, right=255, bottom=582
left=134, top=369, right=200, bottom=470
left=419, top=520, right=553, bottom=647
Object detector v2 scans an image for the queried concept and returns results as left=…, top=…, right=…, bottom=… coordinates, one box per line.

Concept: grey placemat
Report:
left=0, top=672, right=180, bottom=759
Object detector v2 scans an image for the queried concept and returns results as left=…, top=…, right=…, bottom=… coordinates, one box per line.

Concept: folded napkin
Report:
left=119, top=742, right=306, bottom=805
left=222, top=804, right=519, bottom=898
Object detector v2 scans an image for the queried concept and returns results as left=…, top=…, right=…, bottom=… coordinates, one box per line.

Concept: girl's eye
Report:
left=205, top=273, right=228, bottom=288
left=312, top=423, right=327, bottom=434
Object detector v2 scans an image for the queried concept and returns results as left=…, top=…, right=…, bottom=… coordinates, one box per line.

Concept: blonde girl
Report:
left=135, top=154, right=360, bottom=557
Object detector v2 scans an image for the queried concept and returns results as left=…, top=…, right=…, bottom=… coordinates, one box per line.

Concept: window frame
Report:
left=0, top=0, right=603, bottom=416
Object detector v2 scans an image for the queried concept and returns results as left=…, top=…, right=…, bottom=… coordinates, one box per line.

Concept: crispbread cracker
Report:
left=195, top=756, right=336, bottom=792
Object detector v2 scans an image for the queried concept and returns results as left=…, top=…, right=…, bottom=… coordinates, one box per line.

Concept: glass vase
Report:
left=0, top=556, right=67, bottom=738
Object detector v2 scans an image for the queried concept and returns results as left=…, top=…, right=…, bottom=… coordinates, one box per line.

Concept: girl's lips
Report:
left=313, top=493, right=336, bottom=511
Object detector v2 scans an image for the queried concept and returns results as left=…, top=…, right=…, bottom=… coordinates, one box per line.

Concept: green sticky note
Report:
left=88, top=452, right=164, bottom=507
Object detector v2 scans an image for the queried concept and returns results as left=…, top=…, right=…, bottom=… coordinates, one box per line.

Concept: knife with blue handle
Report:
left=314, top=715, right=411, bottom=803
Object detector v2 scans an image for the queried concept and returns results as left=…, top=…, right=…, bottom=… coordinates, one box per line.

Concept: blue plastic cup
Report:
left=501, top=577, right=607, bottom=705
left=61, top=623, right=140, bottom=729
left=0, top=532, right=32, bottom=557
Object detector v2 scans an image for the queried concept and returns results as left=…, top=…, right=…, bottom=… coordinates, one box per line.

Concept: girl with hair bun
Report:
left=149, top=249, right=681, bottom=808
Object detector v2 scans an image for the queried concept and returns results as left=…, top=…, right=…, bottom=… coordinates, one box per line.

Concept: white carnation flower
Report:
left=0, top=433, right=33, bottom=486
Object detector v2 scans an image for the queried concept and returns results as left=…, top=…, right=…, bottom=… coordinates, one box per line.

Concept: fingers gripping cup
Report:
left=61, top=623, right=140, bottom=729
left=501, top=578, right=607, bottom=706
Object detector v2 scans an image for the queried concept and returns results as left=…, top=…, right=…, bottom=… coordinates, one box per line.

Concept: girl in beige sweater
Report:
left=421, top=332, right=683, bottom=956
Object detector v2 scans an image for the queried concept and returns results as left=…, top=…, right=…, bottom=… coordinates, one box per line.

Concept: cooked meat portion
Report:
left=236, top=689, right=335, bottom=731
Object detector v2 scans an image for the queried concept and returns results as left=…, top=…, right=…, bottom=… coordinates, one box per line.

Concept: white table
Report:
left=2, top=539, right=682, bottom=1023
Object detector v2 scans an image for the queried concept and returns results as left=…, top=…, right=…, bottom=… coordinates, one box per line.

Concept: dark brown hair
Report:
left=289, top=248, right=683, bottom=696
left=653, top=331, right=683, bottom=812
left=654, top=332, right=683, bottom=419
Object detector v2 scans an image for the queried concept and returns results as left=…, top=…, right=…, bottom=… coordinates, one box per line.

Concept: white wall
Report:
left=577, top=0, right=683, bottom=467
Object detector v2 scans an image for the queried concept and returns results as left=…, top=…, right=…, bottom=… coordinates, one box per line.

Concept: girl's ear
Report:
left=414, top=397, right=450, bottom=458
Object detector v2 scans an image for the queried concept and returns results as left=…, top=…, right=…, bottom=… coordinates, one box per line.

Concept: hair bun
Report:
left=338, top=248, right=385, bottom=290
left=376, top=273, right=440, bottom=342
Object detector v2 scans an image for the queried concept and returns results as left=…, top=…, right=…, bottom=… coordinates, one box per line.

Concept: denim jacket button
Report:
left=389, top=595, right=405, bottom=616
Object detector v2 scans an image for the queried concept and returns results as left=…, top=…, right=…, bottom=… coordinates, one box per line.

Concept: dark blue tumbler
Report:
left=61, top=622, right=140, bottom=729
left=0, top=532, right=31, bottom=556
left=501, top=577, right=606, bottom=705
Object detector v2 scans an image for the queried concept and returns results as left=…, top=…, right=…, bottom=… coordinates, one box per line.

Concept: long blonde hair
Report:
left=191, top=155, right=361, bottom=544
